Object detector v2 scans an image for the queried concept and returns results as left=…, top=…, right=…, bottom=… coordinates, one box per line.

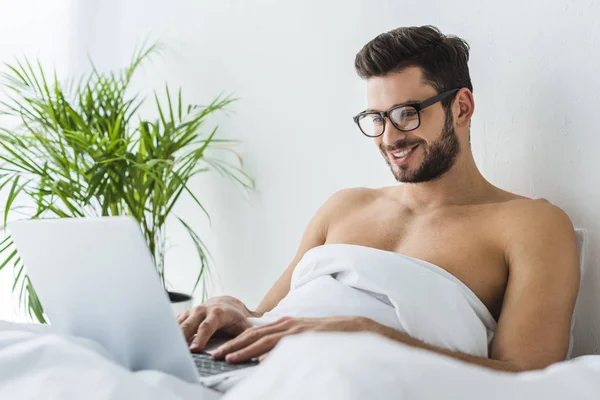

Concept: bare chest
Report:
left=325, top=205, right=508, bottom=319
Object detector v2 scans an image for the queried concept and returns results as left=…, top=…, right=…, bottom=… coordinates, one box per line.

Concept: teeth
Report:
left=392, top=146, right=415, bottom=158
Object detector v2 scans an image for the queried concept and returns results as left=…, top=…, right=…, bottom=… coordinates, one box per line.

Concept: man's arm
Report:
left=214, top=201, right=580, bottom=372
left=489, top=200, right=580, bottom=369
left=254, top=188, right=367, bottom=316
left=253, top=207, right=327, bottom=316
left=180, top=189, right=369, bottom=349
left=369, top=201, right=580, bottom=371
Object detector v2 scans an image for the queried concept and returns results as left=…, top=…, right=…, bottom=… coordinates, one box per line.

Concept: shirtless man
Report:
left=177, top=25, right=580, bottom=372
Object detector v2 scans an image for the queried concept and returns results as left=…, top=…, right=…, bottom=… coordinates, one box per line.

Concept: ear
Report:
left=453, top=88, right=474, bottom=128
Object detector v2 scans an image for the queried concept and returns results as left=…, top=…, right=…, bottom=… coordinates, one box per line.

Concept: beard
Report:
left=380, top=111, right=460, bottom=183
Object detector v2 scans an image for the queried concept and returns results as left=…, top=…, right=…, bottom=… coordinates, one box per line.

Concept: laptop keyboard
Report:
left=192, top=352, right=258, bottom=377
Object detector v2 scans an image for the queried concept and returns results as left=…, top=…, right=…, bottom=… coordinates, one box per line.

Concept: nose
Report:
left=381, top=118, right=407, bottom=146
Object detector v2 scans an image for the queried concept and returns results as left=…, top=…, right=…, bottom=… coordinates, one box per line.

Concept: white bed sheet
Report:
left=227, top=331, right=600, bottom=399
left=0, top=321, right=221, bottom=400
left=1, top=321, right=599, bottom=400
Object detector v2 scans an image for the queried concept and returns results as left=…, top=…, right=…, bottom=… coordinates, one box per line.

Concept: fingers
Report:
left=213, top=323, right=288, bottom=359
left=176, top=310, right=190, bottom=325
left=213, top=317, right=307, bottom=363
left=179, top=307, right=206, bottom=342
left=225, top=334, right=283, bottom=363
left=190, top=313, right=222, bottom=351
left=258, top=351, right=270, bottom=363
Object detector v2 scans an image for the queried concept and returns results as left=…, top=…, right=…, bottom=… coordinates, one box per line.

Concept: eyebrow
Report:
left=364, top=100, right=420, bottom=113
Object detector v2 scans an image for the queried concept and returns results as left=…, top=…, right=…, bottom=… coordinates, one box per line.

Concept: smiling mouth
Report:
left=390, top=144, right=419, bottom=162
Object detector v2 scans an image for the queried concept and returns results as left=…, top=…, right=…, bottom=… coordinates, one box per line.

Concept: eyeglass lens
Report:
left=357, top=106, right=420, bottom=137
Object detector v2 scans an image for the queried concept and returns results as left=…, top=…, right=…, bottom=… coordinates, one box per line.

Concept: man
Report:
left=177, top=25, right=579, bottom=372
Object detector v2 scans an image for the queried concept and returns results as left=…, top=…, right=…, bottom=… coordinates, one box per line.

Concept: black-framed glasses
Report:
left=352, top=88, right=460, bottom=138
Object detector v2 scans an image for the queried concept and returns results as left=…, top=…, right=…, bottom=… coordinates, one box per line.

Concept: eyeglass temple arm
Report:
left=352, top=88, right=460, bottom=121
left=419, top=89, right=460, bottom=110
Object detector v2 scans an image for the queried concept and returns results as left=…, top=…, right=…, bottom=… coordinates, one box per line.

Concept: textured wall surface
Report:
left=0, top=0, right=77, bottom=322
left=1, top=0, right=599, bottom=355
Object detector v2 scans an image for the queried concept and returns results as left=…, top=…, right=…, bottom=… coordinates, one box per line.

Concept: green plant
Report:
left=0, top=45, right=253, bottom=322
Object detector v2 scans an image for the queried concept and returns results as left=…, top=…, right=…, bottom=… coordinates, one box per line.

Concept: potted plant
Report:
left=0, top=45, right=253, bottom=322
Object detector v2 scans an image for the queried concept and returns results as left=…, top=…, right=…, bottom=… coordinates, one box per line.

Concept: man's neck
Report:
left=398, top=151, right=498, bottom=210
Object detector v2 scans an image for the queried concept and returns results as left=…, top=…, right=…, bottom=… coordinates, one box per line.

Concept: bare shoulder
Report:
left=324, top=187, right=380, bottom=210
left=498, top=198, right=574, bottom=234
left=314, top=187, right=380, bottom=226
left=495, top=198, right=578, bottom=269
left=487, top=197, right=579, bottom=368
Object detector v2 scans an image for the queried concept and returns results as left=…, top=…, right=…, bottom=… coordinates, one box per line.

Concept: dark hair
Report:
left=355, top=25, right=472, bottom=110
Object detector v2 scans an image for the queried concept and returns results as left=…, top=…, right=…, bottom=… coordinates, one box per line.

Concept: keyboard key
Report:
left=191, top=352, right=258, bottom=377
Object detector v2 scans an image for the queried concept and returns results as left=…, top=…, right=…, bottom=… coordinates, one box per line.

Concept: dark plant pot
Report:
left=168, top=291, right=193, bottom=315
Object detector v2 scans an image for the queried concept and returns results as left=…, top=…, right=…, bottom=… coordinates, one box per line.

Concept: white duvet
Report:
left=1, top=322, right=600, bottom=400
left=1, top=244, right=598, bottom=399
left=257, top=244, right=497, bottom=357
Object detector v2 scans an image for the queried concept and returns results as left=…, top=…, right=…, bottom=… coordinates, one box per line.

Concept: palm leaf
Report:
left=0, top=44, right=252, bottom=322
left=177, top=216, right=212, bottom=296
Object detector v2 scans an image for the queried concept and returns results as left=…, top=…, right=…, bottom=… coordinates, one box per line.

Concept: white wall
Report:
left=0, top=0, right=79, bottom=322
left=1, top=0, right=600, bottom=356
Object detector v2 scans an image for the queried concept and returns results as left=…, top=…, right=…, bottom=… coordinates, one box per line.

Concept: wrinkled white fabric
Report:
left=225, top=332, right=600, bottom=400
left=0, top=321, right=221, bottom=400
left=255, top=244, right=496, bottom=357
left=2, top=244, right=597, bottom=399
left=2, top=321, right=600, bottom=399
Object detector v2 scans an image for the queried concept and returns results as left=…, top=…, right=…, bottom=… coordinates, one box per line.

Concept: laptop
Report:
left=8, top=216, right=258, bottom=389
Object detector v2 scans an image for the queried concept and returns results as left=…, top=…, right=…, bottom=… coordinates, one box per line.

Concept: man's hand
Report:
left=177, top=296, right=257, bottom=351
left=210, top=313, right=545, bottom=372
left=212, top=316, right=373, bottom=363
